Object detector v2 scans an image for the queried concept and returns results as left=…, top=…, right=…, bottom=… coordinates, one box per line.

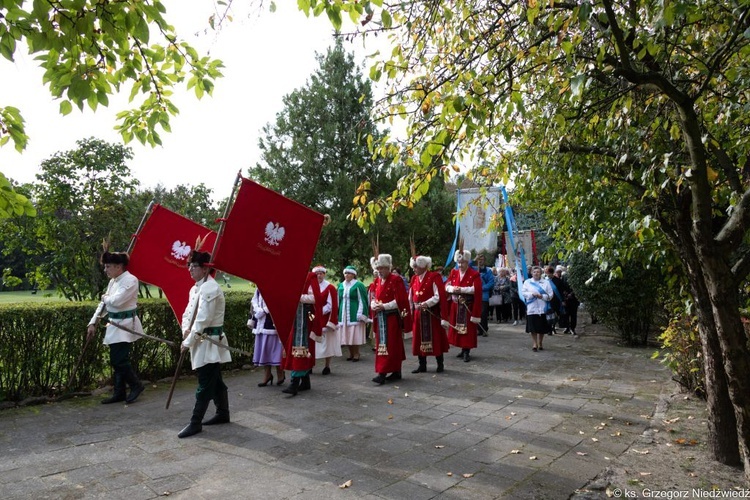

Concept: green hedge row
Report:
left=0, top=291, right=254, bottom=402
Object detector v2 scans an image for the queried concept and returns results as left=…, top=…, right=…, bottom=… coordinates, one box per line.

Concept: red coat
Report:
left=319, top=281, right=339, bottom=329
left=282, top=272, right=323, bottom=372
left=410, top=271, right=449, bottom=357
left=446, top=266, right=482, bottom=349
left=372, top=272, right=412, bottom=373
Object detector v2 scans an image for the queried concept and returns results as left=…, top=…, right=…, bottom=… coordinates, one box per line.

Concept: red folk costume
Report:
left=409, top=267, right=450, bottom=357
left=370, top=255, right=413, bottom=374
left=446, top=251, right=482, bottom=350
left=282, top=272, right=323, bottom=374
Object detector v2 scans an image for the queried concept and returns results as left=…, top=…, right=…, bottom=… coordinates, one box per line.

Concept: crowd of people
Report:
left=86, top=243, right=580, bottom=439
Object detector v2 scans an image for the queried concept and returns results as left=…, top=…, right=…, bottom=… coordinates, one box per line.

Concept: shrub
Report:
left=0, top=291, right=253, bottom=402
left=566, top=252, right=660, bottom=346
left=654, top=315, right=705, bottom=398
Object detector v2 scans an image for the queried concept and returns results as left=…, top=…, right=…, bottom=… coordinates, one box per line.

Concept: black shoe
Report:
left=385, top=372, right=402, bottom=382
left=276, top=377, right=286, bottom=386
left=411, top=365, right=426, bottom=374
left=125, top=384, right=145, bottom=404
left=372, top=374, right=386, bottom=385
left=178, top=422, right=202, bottom=438
left=322, top=366, right=331, bottom=375
left=282, top=377, right=300, bottom=396
left=436, top=365, right=444, bottom=373
left=101, top=393, right=126, bottom=404
left=563, top=329, right=571, bottom=335
left=258, top=375, right=273, bottom=387
left=202, top=413, right=230, bottom=425
left=463, top=351, right=471, bottom=362
left=456, top=351, right=464, bottom=358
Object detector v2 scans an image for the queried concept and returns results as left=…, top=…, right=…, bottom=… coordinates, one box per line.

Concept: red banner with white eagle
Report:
left=211, top=177, right=325, bottom=345
left=128, top=204, right=217, bottom=321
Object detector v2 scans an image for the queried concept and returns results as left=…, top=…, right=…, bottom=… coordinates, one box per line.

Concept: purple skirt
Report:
left=253, top=332, right=283, bottom=366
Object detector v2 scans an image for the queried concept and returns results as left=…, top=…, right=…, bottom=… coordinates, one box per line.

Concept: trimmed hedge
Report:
left=0, top=291, right=254, bottom=402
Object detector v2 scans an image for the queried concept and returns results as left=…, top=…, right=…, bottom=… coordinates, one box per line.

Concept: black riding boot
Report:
left=123, top=366, right=145, bottom=403
left=178, top=399, right=210, bottom=438
left=101, top=370, right=126, bottom=404
left=436, top=355, right=445, bottom=373
left=203, top=389, right=230, bottom=425
left=282, top=376, right=300, bottom=396
left=299, top=374, right=311, bottom=391
left=411, top=356, right=427, bottom=373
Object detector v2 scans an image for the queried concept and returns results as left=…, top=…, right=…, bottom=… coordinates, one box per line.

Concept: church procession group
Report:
left=82, top=176, right=563, bottom=440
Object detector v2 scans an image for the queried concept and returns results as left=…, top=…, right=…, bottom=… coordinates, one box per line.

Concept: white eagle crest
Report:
left=171, top=240, right=192, bottom=260
left=264, top=222, right=285, bottom=246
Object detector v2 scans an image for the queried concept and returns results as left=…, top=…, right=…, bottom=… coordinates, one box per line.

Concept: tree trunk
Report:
left=700, top=250, right=750, bottom=481
left=673, top=221, right=741, bottom=466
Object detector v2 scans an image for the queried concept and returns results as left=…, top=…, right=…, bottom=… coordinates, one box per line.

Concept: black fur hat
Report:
left=101, top=251, right=129, bottom=266
left=188, top=250, right=212, bottom=267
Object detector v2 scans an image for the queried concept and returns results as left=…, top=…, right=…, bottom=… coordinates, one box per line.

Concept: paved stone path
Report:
left=0, top=319, right=669, bottom=499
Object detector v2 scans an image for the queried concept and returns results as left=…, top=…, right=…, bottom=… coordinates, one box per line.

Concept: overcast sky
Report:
left=0, top=2, right=381, bottom=201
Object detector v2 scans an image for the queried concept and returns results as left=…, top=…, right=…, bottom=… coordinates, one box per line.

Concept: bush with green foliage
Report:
left=566, top=252, right=660, bottom=346
left=0, top=291, right=253, bottom=403
left=654, top=315, right=705, bottom=398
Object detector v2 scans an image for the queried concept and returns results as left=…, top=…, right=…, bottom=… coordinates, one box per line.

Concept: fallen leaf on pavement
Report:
left=339, top=479, right=352, bottom=488
left=435, top=445, right=445, bottom=449
left=511, top=449, right=521, bottom=454
left=576, top=452, right=588, bottom=456
left=632, top=449, right=650, bottom=454
left=446, top=472, right=453, bottom=476
left=462, top=473, right=474, bottom=478
left=529, top=456, right=537, bottom=460
left=387, top=399, right=393, bottom=404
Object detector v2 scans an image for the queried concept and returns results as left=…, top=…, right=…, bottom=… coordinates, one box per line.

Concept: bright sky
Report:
left=0, top=1, right=382, bottom=201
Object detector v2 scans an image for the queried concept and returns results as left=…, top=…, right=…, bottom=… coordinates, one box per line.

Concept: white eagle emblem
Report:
left=264, top=222, right=285, bottom=246
left=171, top=240, right=192, bottom=260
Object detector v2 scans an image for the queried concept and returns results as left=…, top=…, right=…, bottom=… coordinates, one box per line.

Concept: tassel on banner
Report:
left=377, top=344, right=389, bottom=356
left=420, top=341, right=433, bottom=354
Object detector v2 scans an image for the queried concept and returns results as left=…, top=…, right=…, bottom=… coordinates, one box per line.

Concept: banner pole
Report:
left=210, top=171, right=243, bottom=261
left=127, top=200, right=156, bottom=254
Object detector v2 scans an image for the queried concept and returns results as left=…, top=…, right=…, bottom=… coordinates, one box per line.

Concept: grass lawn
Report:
left=0, top=275, right=256, bottom=305
left=0, top=290, right=67, bottom=304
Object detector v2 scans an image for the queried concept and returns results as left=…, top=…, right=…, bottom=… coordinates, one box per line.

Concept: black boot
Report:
left=411, top=356, right=427, bottom=373
left=178, top=399, right=210, bottom=438
left=463, top=350, right=471, bottom=362
left=123, top=366, right=145, bottom=404
left=203, top=389, right=230, bottom=425
left=282, top=376, right=300, bottom=396
left=372, top=373, right=386, bottom=385
left=436, top=355, right=444, bottom=373
left=385, top=371, right=402, bottom=382
left=299, top=374, right=311, bottom=392
left=101, top=370, right=126, bottom=404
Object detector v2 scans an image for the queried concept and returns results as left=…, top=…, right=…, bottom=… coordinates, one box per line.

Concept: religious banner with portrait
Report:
left=457, top=187, right=501, bottom=253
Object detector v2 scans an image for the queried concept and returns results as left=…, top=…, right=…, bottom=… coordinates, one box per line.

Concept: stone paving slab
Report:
left=0, top=319, right=671, bottom=499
